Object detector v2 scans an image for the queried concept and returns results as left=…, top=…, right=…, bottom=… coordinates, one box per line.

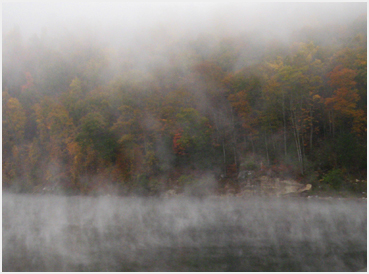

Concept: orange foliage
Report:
left=325, top=65, right=364, bottom=135
left=173, top=129, right=186, bottom=155
left=328, top=65, right=357, bottom=89
left=326, top=65, right=359, bottom=115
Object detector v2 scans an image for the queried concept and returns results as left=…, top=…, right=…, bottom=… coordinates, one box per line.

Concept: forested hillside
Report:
left=3, top=13, right=366, bottom=195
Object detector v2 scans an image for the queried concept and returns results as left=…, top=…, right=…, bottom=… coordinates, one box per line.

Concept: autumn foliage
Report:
left=2, top=15, right=366, bottom=195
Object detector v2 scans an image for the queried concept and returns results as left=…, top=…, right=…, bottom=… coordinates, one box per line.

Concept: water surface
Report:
left=2, top=193, right=366, bottom=271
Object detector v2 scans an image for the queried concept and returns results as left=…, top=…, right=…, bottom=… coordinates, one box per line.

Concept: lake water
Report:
left=2, top=193, right=367, bottom=271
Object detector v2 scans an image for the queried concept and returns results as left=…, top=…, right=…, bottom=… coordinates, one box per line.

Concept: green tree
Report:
left=77, top=112, right=119, bottom=163
left=174, top=108, right=214, bottom=169
left=3, top=94, right=26, bottom=148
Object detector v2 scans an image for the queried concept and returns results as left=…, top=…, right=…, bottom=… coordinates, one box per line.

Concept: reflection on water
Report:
left=2, top=193, right=367, bottom=271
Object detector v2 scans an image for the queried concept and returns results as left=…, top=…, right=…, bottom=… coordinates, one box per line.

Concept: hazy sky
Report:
left=3, top=2, right=367, bottom=41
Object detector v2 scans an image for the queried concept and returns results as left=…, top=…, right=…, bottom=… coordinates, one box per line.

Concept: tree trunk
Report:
left=291, top=109, right=304, bottom=175
left=213, top=113, right=220, bottom=143
left=332, top=111, right=335, bottom=137
left=230, top=105, right=238, bottom=167
left=265, top=134, right=270, bottom=166
left=222, top=138, right=226, bottom=176
left=282, top=91, right=287, bottom=156
left=309, top=107, right=313, bottom=152
left=268, top=121, right=276, bottom=153
left=143, top=132, right=147, bottom=155
left=250, top=134, right=255, bottom=156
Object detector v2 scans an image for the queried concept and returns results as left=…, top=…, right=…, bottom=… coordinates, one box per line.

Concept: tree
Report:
left=32, top=97, right=78, bottom=189
left=3, top=94, right=26, bottom=148
left=266, top=42, right=326, bottom=175
left=2, top=92, right=27, bottom=188
left=173, top=108, right=214, bottom=169
left=325, top=65, right=365, bottom=136
left=77, top=112, right=118, bottom=163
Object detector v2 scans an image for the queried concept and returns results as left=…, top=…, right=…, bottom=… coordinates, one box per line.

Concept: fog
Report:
left=3, top=2, right=366, bottom=84
left=3, top=193, right=366, bottom=271
left=2, top=3, right=367, bottom=271
left=3, top=2, right=366, bottom=45
left=3, top=2, right=366, bottom=60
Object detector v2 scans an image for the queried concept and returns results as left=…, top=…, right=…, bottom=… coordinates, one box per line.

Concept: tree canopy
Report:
left=2, top=13, right=366, bottom=195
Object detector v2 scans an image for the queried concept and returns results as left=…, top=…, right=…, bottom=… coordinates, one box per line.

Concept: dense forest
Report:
left=2, top=13, right=367, bottom=196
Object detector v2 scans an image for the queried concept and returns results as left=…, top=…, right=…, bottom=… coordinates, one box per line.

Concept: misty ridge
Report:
left=2, top=2, right=367, bottom=196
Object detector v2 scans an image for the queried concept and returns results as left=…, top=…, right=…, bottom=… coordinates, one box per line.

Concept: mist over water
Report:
left=3, top=193, right=366, bottom=271
left=2, top=3, right=367, bottom=271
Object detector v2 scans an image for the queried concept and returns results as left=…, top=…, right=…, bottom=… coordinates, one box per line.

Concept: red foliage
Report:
left=173, top=129, right=186, bottom=155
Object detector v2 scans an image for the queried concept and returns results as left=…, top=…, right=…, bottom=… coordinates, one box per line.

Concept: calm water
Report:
left=3, top=193, right=367, bottom=271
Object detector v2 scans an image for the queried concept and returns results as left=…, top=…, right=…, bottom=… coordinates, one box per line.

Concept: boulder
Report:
left=250, top=176, right=312, bottom=196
